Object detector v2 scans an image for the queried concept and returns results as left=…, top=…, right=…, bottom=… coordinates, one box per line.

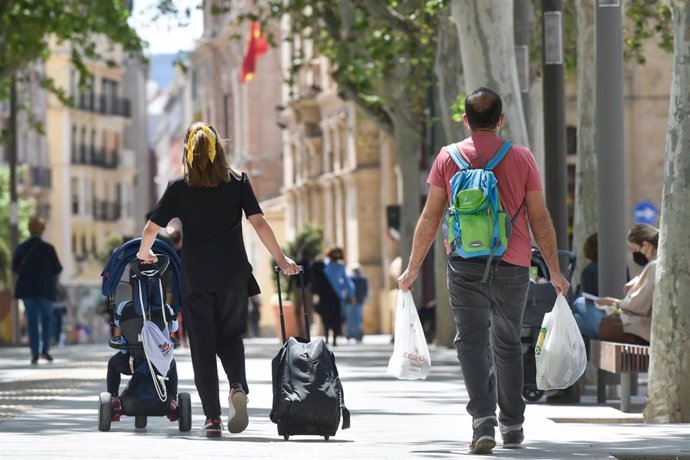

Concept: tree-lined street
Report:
left=1, top=1, right=689, bottom=454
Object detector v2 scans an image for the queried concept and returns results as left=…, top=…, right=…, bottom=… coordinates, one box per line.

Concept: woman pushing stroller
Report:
left=136, top=122, right=299, bottom=437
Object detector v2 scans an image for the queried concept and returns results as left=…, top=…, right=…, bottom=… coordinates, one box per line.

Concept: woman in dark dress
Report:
left=136, top=122, right=298, bottom=437
left=310, top=247, right=354, bottom=346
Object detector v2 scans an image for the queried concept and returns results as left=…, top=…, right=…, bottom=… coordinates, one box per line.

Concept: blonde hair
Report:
left=627, top=224, right=659, bottom=249
left=182, top=122, right=239, bottom=187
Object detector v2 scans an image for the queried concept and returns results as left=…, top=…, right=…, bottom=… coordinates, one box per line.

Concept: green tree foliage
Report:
left=236, top=1, right=447, bottom=275
left=624, top=2, right=674, bottom=64
left=236, top=1, right=446, bottom=133
left=0, top=0, right=143, bottom=104
left=96, top=233, right=125, bottom=267
left=0, top=239, right=10, bottom=285
left=279, top=224, right=323, bottom=298
left=285, top=224, right=324, bottom=261
left=0, top=167, right=36, bottom=282
left=527, top=0, right=673, bottom=80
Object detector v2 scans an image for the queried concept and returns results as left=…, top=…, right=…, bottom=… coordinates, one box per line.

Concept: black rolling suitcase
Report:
left=269, top=266, right=350, bottom=441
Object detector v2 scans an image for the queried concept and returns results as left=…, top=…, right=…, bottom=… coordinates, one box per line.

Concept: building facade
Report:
left=193, top=1, right=284, bottom=202
left=150, top=65, right=193, bottom=199
left=124, top=55, right=152, bottom=227
left=0, top=65, right=52, bottom=220
left=278, top=25, right=400, bottom=334
left=44, top=38, right=137, bottom=284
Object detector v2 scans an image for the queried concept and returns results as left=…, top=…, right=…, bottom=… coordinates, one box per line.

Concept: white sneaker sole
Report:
left=228, top=392, right=248, bottom=433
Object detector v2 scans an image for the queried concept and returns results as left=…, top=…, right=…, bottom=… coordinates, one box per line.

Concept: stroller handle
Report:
left=133, top=254, right=171, bottom=279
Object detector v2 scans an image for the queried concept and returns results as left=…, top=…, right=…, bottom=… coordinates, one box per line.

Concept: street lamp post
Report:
left=542, top=0, right=569, bottom=251
left=515, top=0, right=533, bottom=144
left=596, top=1, right=626, bottom=300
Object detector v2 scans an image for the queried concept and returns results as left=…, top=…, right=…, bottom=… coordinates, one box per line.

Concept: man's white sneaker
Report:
left=227, top=386, right=248, bottom=433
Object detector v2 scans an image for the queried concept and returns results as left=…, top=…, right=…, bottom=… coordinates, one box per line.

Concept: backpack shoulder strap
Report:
left=485, top=140, right=513, bottom=171
left=445, top=143, right=470, bottom=170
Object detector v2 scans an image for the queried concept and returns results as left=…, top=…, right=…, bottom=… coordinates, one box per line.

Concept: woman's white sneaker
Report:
left=227, top=386, right=248, bottom=433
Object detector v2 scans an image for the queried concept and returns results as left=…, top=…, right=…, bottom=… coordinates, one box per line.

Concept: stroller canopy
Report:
left=101, top=237, right=183, bottom=312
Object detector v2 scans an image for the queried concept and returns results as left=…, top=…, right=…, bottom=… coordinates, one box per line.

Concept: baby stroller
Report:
left=97, top=238, right=191, bottom=432
left=521, top=248, right=576, bottom=402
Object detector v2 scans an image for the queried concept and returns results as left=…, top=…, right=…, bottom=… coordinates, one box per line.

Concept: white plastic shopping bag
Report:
left=387, top=290, right=431, bottom=380
left=535, top=294, right=587, bottom=390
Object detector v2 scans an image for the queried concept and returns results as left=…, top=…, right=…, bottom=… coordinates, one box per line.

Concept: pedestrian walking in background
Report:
left=311, top=247, right=354, bottom=347
left=52, top=282, right=70, bottom=347
left=136, top=121, right=299, bottom=438
left=347, top=264, right=368, bottom=343
left=12, top=217, right=63, bottom=364
left=398, top=88, right=569, bottom=454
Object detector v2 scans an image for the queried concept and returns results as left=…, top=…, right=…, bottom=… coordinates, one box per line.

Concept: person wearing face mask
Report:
left=595, top=223, right=659, bottom=345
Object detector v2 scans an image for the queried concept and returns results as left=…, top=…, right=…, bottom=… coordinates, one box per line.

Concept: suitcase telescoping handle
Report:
left=274, top=265, right=310, bottom=344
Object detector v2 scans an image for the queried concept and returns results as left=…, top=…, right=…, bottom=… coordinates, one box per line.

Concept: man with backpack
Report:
left=398, top=88, right=569, bottom=454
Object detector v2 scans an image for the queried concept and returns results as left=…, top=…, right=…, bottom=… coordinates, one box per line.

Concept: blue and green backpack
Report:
left=444, top=140, right=520, bottom=278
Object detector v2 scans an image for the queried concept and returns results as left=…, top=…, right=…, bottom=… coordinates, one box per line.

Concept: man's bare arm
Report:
left=398, top=185, right=447, bottom=291
left=525, top=190, right=570, bottom=294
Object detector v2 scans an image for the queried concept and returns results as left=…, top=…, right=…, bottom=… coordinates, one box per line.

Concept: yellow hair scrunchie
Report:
left=186, top=125, right=217, bottom=166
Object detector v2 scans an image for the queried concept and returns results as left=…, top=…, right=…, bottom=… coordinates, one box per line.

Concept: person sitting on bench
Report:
left=595, top=224, right=658, bottom=345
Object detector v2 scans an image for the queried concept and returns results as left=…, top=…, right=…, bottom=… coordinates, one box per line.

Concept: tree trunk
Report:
left=435, top=11, right=466, bottom=143
left=451, top=0, right=529, bottom=146
left=433, top=10, right=465, bottom=347
left=645, top=0, right=690, bottom=424
left=571, top=0, right=598, bottom=289
left=389, top=111, right=423, bottom=303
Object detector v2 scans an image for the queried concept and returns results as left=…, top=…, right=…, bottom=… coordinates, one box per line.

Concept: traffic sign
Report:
left=633, top=200, right=659, bottom=224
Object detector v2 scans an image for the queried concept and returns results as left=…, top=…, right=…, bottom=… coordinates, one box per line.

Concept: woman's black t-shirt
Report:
left=149, top=172, right=262, bottom=297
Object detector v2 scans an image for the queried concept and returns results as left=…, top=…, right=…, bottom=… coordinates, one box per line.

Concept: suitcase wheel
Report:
left=283, top=434, right=289, bottom=441
left=324, top=435, right=329, bottom=442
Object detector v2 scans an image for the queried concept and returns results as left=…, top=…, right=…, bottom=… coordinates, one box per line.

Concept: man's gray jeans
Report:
left=448, top=258, right=529, bottom=434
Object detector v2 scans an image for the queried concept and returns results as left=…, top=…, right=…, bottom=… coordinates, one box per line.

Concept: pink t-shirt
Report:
left=427, top=132, right=543, bottom=267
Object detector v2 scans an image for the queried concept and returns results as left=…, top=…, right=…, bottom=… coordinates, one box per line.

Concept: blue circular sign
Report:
left=633, top=200, right=659, bottom=224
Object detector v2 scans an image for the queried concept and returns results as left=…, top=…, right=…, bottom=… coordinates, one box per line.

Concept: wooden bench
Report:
left=590, top=339, right=650, bottom=412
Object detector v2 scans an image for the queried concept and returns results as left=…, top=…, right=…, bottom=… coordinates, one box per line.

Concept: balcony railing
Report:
left=71, top=145, right=120, bottom=168
left=17, top=166, right=52, bottom=189
left=72, top=93, right=131, bottom=118
left=93, top=201, right=121, bottom=221
left=30, top=166, right=52, bottom=188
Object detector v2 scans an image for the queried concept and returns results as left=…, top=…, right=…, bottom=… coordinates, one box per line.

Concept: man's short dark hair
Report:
left=465, top=87, right=502, bottom=130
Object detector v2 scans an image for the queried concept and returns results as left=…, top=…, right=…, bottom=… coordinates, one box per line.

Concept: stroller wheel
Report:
left=135, top=415, right=147, bottom=429
left=178, top=393, right=192, bottom=432
left=523, top=387, right=544, bottom=402
left=98, top=392, right=112, bottom=432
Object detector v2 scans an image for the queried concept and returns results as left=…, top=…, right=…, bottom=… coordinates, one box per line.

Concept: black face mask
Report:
left=632, top=251, right=649, bottom=266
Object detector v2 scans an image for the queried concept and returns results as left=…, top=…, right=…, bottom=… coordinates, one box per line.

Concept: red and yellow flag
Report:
left=240, top=22, right=269, bottom=83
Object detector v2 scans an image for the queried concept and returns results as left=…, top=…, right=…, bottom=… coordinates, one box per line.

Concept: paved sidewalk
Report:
left=0, top=337, right=689, bottom=459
